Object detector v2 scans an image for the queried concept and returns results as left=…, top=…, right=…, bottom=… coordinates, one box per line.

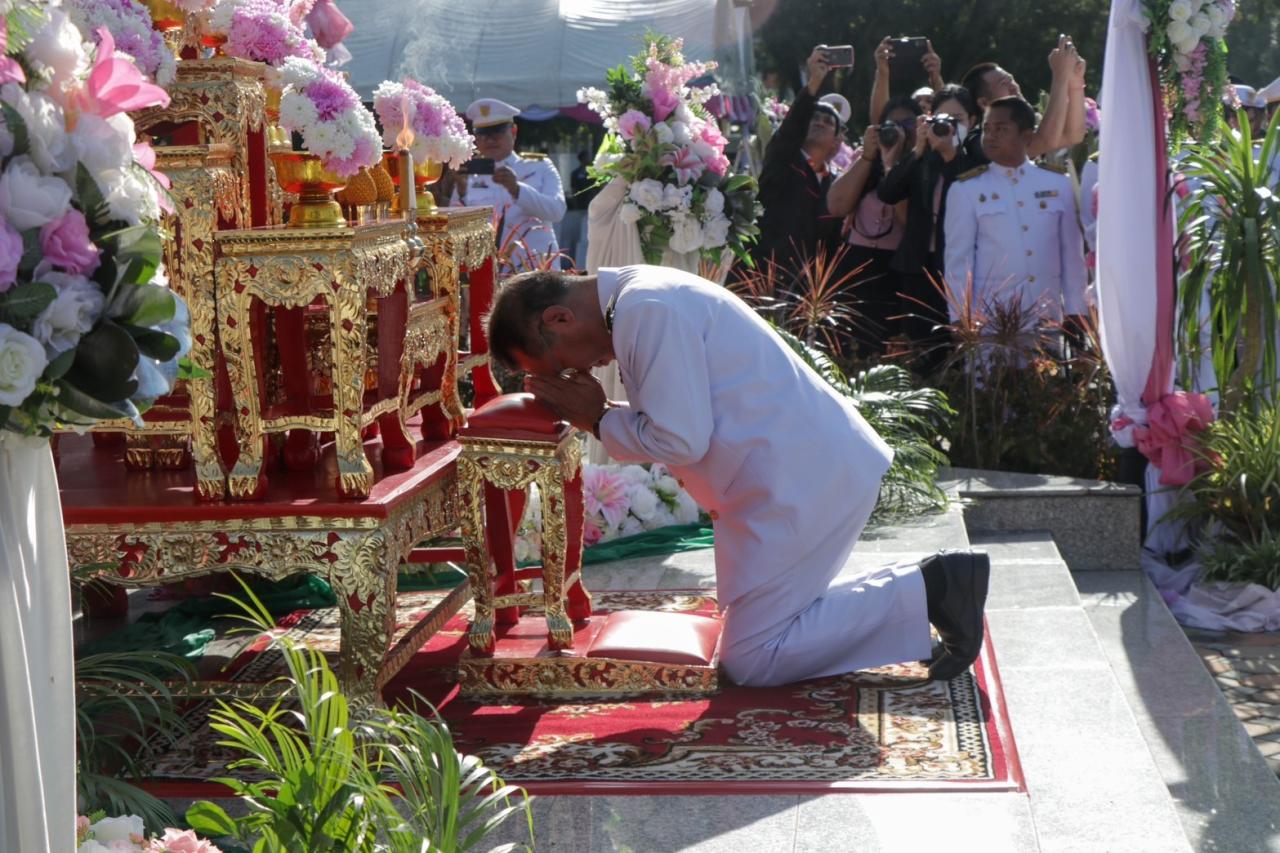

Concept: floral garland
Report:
left=372, top=78, right=474, bottom=170
left=1143, top=0, right=1235, bottom=141
left=78, top=813, right=221, bottom=852
left=277, top=56, right=380, bottom=177
left=64, top=0, right=176, bottom=86
left=212, top=0, right=325, bottom=67
left=514, top=463, right=705, bottom=563
left=0, top=5, right=190, bottom=435
left=577, top=34, right=760, bottom=265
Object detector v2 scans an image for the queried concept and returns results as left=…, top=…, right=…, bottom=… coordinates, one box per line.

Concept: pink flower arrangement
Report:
left=218, top=0, right=325, bottom=67
left=1083, top=96, right=1101, bottom=134
left=65, top=0, right=176, bottom=86
left=278, top=57, right=381, bottom=177
left=372, top=78, right=474, bottom=169
left=41, top=209, right=101, bottom=276
left=77, top=814, right=222, bottom=852
left=576, top=34, right=760, bottom=265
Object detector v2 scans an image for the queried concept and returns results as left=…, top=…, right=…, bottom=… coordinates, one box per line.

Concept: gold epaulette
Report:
left=1087, top=150, right=1100, bottom=162
left=519, top=152, right=549, bottom=160
left=956, top=165, right=988, bottom=182
left=1037, top=161, right=1068, bottom=174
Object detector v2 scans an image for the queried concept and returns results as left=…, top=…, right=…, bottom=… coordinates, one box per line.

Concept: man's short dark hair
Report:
left=484, top=270, right=573, bottom=371
left=961, top=62, right=999, bottom=103
left=987, top=96, right=1037, bottom=131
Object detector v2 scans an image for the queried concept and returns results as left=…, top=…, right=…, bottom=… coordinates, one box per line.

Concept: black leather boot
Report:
left=920, top=550, right=990, bottom=681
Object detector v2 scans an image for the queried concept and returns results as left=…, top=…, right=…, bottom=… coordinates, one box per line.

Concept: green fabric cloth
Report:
left=81, top=526, right=716, bottom=660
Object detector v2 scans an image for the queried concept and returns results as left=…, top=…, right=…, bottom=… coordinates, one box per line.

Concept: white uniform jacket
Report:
left=943, top=158, right=1088, bottom=321
left=454, top=152, right=566, bottom=271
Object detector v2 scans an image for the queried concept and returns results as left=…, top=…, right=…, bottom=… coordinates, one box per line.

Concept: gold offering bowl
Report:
left=382, top=152, right=444, bottom=214
left=142, top=0, right=185, bottom=30
left=271, top=151, right=348, bottom=228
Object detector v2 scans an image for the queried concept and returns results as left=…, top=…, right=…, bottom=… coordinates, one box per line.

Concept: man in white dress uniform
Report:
left=452, top=98, right=567, bottom=273
left=486, top=265, right=990, bottom=685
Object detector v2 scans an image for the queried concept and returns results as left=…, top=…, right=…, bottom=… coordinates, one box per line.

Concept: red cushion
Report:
left=461, top=393, right=568, bottom=441
left=586, top=610, right=721, bottom=667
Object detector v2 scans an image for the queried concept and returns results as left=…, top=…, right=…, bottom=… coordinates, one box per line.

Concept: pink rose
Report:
left=153, top=827, right=222, bottom=853
left=648, top=87, right=679, bottom=123
left=616, top=109, right=652, bottom=141
left=699, top=121, right=727, bottom=151
left=0, top=218, right=21, bottom=293
left=583, top=517, right=603, bottom=546
left=40, top=208, right=100, bottom=275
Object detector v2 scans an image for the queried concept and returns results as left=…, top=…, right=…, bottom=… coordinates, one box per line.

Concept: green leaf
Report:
left=0, top=281, right=55, bottom=322
left=0, top=102, right=29, bottom=160
left=109, top=283, right=175, bottom=327
left=0, top=405, right=8, bottom=431
left=185, top=801, right=239, bottom=839
left=75, top=163, right=110, bottom=227
left=42, top=348, right=75, bottom=381
left=54, top=380, right=135, bottom=420
left=177, top=356, right=212, bottom=381
left=62, top=321, right=140, bottom=403
left=17, top=228, right=42, bottom=277
left=123, top=325, right=180, bottom=361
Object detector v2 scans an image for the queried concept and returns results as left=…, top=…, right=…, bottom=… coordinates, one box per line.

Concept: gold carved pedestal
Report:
left=457, top=426, right=588, bottom=654
left=213, top=222, right=418, bottom=499
left=80, top=143, right=242, bottom=497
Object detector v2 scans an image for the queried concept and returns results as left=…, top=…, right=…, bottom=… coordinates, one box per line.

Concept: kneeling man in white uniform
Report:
left=487, top=265, right=989, bottom=685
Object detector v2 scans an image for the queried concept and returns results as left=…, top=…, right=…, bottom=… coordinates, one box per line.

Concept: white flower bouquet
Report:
left=64, top=0, right=176, bottom=86
left=1144, top=0, right=1236, bottom=139
left=372, top=78, right=474, bottom=169
left=277, top=55, right=380, bottom=177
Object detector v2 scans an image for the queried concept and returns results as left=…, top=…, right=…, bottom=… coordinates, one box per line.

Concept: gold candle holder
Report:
left=383, top=151, right=442, bottom=215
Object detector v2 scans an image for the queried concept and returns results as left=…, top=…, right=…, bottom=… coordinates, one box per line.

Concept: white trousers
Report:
left=718, top=489, right=932, bottom=687
left=0, top=436, right=76, bottom=852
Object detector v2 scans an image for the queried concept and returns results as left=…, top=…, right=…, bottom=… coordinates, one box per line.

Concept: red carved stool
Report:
left=457, top=394, right=591, bottom=653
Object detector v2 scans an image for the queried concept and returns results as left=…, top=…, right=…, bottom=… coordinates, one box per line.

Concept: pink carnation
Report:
left=40, top=208, right=101, bottom=276
left=617, top=109, right=652, bottom=140
left=0, top=219, right=22, bottom=293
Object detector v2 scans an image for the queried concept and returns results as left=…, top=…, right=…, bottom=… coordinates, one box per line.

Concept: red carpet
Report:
left=145, top=590, right=1023, bottom=795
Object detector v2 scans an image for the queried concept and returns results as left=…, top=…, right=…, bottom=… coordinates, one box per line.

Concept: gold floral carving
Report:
left=399, top=298, right=463, bottom=428
left=457, top=432, right=584, bottom=653
left=213, top=223, right=416, bottom=498
left=135, top=58, right=267, bottom=228
left=66, top=475, right=458, bottom=705
left=457, top=653, right=719, bottom=700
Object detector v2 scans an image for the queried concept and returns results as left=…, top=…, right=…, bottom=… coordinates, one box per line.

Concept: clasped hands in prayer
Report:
left=525, top=370, right=610, bottom=435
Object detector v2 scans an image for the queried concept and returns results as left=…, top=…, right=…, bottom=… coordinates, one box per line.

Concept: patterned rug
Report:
left=147, top=590, right=1022, bottom=794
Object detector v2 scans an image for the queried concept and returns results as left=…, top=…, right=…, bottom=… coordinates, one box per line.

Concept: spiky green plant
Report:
left=76, top=650, right=196, bottom=831
left=773, top=326, right=953, bottom=516
left=185, top=576, right=532, bottom=852
left=1176, top=108, right=1280, bottom=413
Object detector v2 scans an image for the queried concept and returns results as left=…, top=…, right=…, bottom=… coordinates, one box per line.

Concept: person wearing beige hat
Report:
left=1260, top=76, right=1280, bottom=123
left=452, top=97, right=567, bottom=272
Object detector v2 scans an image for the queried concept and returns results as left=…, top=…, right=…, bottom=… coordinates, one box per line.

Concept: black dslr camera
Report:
left=878, top=122, right=902, bottom=148
left=927, top=113, right=959, bottom=137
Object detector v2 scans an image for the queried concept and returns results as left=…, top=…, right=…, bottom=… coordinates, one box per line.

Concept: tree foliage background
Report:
left=750, top=0, right=1280, bottom=128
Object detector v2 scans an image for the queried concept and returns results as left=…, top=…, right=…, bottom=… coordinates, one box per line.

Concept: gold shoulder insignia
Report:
left=956, top=165, right=988, bottom=182
left=520, top=152, right=549, bottom=160
left=1036, top=161, right=1068, bottom=174
left=1088, top=150, right=1100, bottom=162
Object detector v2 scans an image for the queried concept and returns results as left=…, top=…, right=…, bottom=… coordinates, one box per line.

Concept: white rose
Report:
left=594, top=150, right=622, bottom=169
left=667, top=213, right=704, bottom=254
left=621, top=516, right=645, bottom=537
left=1, top=86, right=72, bottom=175
left=653, top=122, right=674, bottom=145
left=673, top=103, right=693, bottom=126
left=690, top=138, right=718, bottom=165
left=1190, top=12, right=1211, bottom=34
left=0, top=324, right=47, bottom=407
left=670, top=121, right=691, bottom=145
left=628, top=178, right=666, bottom=212
left=1168, top=0, right=1194, bottom=20
left=1167, top=19, right=1194, bottom=45
left=701, top=215, right=730, bottom=250
left=101, top=167, right=160, bottom=226
left=0, top=156, right=71, bottom=230
left=673, top=491, right=701, bottom=525
left=626, top=483, right=661, bottom=523
left=33, top=272, right=103, bottom=355
left=618, top=465, right=651, bottom=485
left=652, top=504, right=678, bottom=528
left=25, top=9, right=88, bottom=89
left=1176, top=36, right=1201, bottom=55
left=88, top=815, right=145, bottom=845
left=69, top=114, right=134, bottom=177
left=653, top=473, right=680, bottom=495
left=618, top=202, right=643, bottom=225
left=703, top=187, right=725, bottom=215
left=661, top=183, right=691, bottom=212
left=1207, top=4, right=1228, bottom=28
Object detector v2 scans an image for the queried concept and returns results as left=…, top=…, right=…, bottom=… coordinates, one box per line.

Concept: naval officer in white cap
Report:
left=453, top=98, right=567, bottom=272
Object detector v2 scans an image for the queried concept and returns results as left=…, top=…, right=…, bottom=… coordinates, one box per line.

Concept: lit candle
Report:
left=396, top=95, right=417, bottom=218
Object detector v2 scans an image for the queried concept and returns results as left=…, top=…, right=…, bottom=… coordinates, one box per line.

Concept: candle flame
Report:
left=396, top=94, right=414, bottom=150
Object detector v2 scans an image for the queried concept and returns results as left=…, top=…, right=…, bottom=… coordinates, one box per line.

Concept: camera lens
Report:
left=879, top=123, right=900, bottom=147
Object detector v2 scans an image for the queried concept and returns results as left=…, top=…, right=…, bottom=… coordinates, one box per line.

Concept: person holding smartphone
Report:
left=450, top=98, right=567, bottom=273
left=870, top=36, right=945, bottom=129
left=748, top=44, right=848, bottom=290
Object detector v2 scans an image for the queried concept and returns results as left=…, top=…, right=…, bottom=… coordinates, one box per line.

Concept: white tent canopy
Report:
left=339, top=0, right=752, bottom=108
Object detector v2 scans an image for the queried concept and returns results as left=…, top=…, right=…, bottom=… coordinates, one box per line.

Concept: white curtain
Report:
left=584, top=178, right=699, bottom=463
left=0, top=435, right=77, bottom=851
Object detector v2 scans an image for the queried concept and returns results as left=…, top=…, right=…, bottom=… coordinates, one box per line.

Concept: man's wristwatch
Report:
left=591, top=403, right=611, bottom=440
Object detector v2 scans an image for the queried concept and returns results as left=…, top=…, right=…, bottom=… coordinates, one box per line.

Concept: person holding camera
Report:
left=750, top=45, right=848, bottom=288
left=450, top=98, right=567, bottom=273
left=874, top=86, right=983, bottom=370
left=870, top=37, right=944, bottom=128
left=825, top=99, right=918, bottom=356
